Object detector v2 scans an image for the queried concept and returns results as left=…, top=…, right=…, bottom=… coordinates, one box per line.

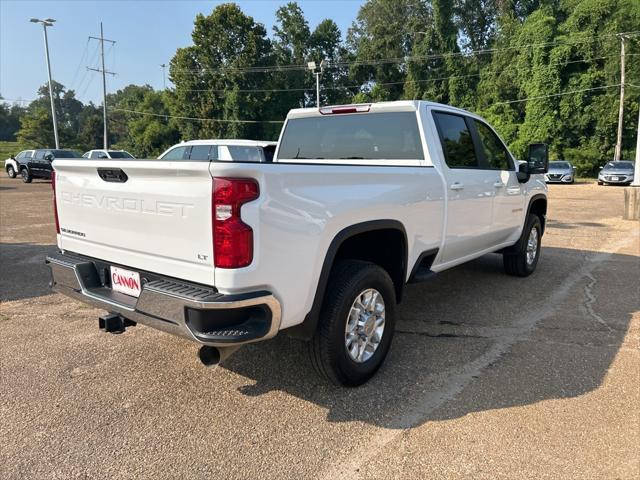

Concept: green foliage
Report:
left=7, top=0, right=640, bottom=166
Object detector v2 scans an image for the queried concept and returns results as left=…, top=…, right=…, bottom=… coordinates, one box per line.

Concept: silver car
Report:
left=598, top=161, right=635, bottom=186
left=544, top=161, right=575, bottom=184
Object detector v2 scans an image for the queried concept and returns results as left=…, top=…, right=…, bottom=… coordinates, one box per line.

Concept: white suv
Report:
left=158, top=139, right=277, bottom=162
left=82, top=149, right=135, bottom=159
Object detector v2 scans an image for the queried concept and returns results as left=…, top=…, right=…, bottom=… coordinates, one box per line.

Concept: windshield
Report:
left=550, top=161, right=570, bottom=168
left=108, top=151, right=134, bottom=158
left=52, top=150, right=82, bottom=158
left=605, top=161, right=634, bottom=170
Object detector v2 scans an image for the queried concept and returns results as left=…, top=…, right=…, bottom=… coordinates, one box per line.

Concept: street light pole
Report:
left=31, top=18, right=59, bottom=149
left=633, top=106, right=639, bottom=187
left=307, top=60, right=326, bottom=109
left=160, top=63, right=167, bottom=90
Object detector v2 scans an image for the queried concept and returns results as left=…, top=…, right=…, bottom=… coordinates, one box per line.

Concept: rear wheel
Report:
left=21, top=168, right=32, bottom=183
left=503, top=214, right=542, bottom=277
left=6, top=165, right=16, bottom=178
left=308, top=260, right=396, bottom=386
left=597, top=181, right=604, bottom=185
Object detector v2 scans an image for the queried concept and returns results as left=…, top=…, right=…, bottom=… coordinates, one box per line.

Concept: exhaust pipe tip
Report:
left=197, top=345, right=241, bottom=368
left=198, top=346, right=221, bottom=367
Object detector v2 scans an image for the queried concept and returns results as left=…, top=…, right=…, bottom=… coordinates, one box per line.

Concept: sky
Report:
left=0, top=0, right=364, bottom=106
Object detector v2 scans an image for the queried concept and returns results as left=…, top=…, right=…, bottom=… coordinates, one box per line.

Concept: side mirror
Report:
left=10, top=154, right=15, bottom=160
left=44, top=154, right=54, bottom=161
left=527, top=143, right=549, bottom=174
left=599, top=166, right=604, bottom=170
left=516, top=162, right=530, bottom=183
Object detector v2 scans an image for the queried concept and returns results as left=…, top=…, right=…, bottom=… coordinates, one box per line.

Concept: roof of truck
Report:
left=286, top=100, right=474, bottom=119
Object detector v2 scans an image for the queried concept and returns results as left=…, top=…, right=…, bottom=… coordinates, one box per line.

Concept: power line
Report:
left=170, top=54, right=634, bottom=94
left=493, top=84, right=621, bottom=105
left=110, top=107, right=285, bottom=123
left=169, top=31, right=640, bottom=76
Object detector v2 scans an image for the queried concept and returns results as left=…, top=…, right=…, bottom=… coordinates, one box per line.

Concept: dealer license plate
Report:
left=110, top=266, right=142, bottom=297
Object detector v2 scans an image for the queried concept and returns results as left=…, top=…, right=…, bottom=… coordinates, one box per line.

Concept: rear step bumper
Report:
left=46, top=251, right=281, bottom=347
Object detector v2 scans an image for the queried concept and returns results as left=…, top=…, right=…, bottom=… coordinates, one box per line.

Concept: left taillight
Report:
left=212, top=177, right=259, bottom=268
left=51, top=170, right=60, bottom=234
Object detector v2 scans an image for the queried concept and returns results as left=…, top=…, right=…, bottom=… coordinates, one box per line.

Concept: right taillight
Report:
left=212, top=177, right=259, bottom=268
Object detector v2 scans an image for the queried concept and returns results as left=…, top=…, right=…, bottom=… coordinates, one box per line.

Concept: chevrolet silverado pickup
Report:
left=46, top=101, right=549, bottom=386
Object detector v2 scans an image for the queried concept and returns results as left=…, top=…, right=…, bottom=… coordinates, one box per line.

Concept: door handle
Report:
left=450, top=182, right=464, bottom=191
left=493, top=181, right=504, bottom=188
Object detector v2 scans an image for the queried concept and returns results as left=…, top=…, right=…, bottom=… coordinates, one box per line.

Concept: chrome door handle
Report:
left=450, top=182, right=464, bottom=191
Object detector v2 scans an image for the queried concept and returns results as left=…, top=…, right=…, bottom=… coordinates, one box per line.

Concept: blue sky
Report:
left=0, top=0, right=363, bottom=106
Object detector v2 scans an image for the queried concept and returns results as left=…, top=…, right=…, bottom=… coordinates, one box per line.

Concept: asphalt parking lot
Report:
left=0, top=176, right=638, bottom=479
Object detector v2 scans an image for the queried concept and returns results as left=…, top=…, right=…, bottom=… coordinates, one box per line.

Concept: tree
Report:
left=169, top=3, right=274, bottom=140
left=0, top=98, right=25, bottom=141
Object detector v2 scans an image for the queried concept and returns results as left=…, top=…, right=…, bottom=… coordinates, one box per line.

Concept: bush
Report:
left=563, top=147, right=604, bottom=177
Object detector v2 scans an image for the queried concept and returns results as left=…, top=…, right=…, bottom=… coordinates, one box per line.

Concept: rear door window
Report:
left=277, top=112, right=424, bottom=161
left=35, top=150, right=45, bottom=160
left=227, top=146, right=264, bottom=162
left=432, top=112, right=479, bottom=169
left=188, top=145, right=213, bottom=160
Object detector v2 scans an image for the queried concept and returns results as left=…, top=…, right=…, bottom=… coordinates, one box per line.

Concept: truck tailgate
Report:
left=53, top=159, right=215, bottom=285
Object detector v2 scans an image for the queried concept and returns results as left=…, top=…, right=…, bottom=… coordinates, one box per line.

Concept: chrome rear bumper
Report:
left=46, top=252, right=281, bottom=347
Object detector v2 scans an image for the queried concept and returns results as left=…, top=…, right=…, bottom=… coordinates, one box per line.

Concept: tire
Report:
left=597, top=181, right=603, bottom=185
left=6, top=165, right=16, bottom=178
left=503, top=214, right=542, bottom=277
left=308, top=260, right=397, bottom=387
left=21, top=168, right=32, bottom=183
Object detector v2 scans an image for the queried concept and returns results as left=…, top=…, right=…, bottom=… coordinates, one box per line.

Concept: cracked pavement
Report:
left=0, top=177, right=638, bottom=479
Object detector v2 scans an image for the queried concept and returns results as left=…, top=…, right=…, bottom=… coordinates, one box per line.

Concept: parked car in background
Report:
left=82, top=149, right=135, bottom=159
left=158, top=140, right=277, bottom=162
left=598, top=161, right=635, bottom=186
left=4, top=150, right=33, bottom=178
left=18, top=149, right=82, bottom=183
left=544, top=161, right=575, bottom=184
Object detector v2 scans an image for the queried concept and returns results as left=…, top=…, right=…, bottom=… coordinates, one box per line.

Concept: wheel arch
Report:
left=285, top=219, right=408, bottom=340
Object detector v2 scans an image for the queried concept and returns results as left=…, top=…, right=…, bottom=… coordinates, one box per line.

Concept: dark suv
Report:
left=18, top=149, right=81, bottom=183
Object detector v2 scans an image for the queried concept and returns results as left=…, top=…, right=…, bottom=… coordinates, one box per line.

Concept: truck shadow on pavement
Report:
left=221, top=246, right=638, bottom=428
left=0, top=242, right=58, bottom=302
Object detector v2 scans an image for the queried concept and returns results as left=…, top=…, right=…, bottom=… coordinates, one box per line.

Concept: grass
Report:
left=0, top=140, right=23, bottom=168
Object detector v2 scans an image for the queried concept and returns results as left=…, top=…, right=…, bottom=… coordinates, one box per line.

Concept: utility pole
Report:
left=30, top=18, right=59, bottom=149
left=633, top=106, right=639, bottom=187
left=88, top=22, right=116, bottom=149
left=307, top=60, right=326, bottom=109
left=160, top=63, right=167, bottom=89
left=614, top=34, right=627, bottom=162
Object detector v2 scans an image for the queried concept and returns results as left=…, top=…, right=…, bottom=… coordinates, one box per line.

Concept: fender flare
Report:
left=285, top=219, right=408, bottom=340
left=526, top=193, right=547, bottom=235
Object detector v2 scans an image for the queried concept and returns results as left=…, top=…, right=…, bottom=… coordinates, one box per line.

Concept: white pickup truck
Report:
left=46, top=101, right=548, bottom=386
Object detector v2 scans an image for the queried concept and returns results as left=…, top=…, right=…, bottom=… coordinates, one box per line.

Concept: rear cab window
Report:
left=277, top=111, right=424, bottom=163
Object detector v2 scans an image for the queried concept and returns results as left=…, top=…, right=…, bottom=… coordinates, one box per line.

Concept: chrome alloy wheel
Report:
left=345, top=288, right=385, bottom=363
left=526, top=227, right=539, bottom=265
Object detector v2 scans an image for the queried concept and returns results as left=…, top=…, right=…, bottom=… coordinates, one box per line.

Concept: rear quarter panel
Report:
left=210, top=161, right=445, bottom=329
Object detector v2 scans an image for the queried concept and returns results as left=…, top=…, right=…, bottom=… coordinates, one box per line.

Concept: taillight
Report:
left=212, top=177, right=259, bottom=268
left=319, top=104, right=371, bottom=115
left=51, top=170, right=60, bottom=234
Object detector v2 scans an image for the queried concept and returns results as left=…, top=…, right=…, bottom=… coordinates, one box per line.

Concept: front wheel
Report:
left=308, top=260, right=396, bottom=387
left=6, top=165, right=16, bottom=178
left=503, top=214, right=542, bottom=277
left=21, top=168, right=32, bottom=183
